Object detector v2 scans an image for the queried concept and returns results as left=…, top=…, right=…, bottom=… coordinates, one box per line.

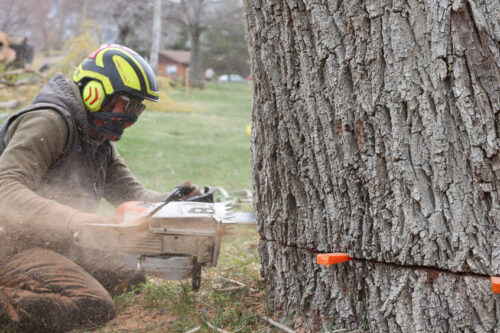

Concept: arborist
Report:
left=0, top=44, right=200, bottom=332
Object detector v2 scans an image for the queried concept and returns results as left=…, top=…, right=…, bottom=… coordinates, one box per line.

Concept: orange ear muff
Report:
left=82, top=80, right=106, bottom=112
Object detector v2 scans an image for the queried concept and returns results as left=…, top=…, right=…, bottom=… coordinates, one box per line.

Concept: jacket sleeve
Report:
left=0, top=110, right=84, bottom=235
left=103, top=143, right=166, bottom=206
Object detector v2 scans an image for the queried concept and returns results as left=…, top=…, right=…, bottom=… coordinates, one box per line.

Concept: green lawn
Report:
left=115, top=82, right=253, bottom=193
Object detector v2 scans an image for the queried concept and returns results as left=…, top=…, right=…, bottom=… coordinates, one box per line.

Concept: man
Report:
left=0, top=44, right=200, bottom=332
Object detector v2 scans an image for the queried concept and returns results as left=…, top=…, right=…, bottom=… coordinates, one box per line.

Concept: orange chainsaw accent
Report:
left=317, top=253, right=352, bottom=266
left=491, top=277, right=500, bottom=294
left=114, top=201, right=149, bottom=222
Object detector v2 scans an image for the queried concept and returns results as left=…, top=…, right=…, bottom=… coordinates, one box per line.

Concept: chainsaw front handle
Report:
left=162, top=184, right=193, bottom=203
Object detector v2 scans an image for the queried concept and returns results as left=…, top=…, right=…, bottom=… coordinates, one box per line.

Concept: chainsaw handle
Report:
left=148, top=184, right=198, bottom=218
left=162, top=184, right=193, bottom=203
left=186, top=186, right=215, bottom=203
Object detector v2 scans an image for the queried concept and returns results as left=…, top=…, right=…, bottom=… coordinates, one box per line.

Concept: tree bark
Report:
left=244, top=0, right=499, bottom=331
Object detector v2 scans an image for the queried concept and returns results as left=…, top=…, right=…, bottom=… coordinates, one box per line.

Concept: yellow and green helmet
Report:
left=73, top=44, right=159, bottom=111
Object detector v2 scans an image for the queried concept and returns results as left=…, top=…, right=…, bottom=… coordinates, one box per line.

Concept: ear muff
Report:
left=82, top=80, right=106, bottom=112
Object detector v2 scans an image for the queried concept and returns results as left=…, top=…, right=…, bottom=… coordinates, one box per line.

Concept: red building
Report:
left=157, top=50, right=190, bottom=79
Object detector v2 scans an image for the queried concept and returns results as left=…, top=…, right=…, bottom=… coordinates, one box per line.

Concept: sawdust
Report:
left=101, top=302, right=178, bottom=331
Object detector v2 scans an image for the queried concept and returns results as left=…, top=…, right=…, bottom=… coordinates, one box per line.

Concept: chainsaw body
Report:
left=74, top=198, right=234, bottom=290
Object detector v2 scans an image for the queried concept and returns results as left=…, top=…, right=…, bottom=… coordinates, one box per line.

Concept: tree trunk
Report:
left=244, top=0, right=499, bottom=331
left=189, top=26, right=205, bottom=88
left=117, top=24, right=131, bottom=47
left=150, top=0, right=162, bottom=74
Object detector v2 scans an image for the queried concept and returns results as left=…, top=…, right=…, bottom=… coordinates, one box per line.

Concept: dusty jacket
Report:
left=0, top=74, right=164, bottom=253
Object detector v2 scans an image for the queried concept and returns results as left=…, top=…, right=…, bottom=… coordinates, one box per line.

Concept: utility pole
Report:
left=150, top=0, right=162, bottom=74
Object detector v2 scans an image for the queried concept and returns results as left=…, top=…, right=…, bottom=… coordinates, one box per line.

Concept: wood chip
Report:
left=204, top=320, right=232, bottom=333
left=185, top=326, right=201, bottom=333
left=213, top=286, right=245, bottom=292
left=259, top=316, right=295, bottom=333
left=218, top=276, right=257, bottom=292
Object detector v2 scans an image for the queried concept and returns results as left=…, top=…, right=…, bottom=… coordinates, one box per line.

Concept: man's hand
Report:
left=67, top=212, right=109, bottom=233
left=179, top=180, right=201, bottom=200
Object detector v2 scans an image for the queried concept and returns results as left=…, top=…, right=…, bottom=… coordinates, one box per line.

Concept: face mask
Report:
left=87, top=111, right=138, bottom=141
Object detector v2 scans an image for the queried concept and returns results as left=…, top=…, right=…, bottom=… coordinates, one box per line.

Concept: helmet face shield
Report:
left=74, top=44, right=159, bottom=112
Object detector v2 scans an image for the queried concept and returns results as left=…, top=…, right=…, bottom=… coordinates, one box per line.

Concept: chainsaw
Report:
left=73, top=186, right=255, bottom=290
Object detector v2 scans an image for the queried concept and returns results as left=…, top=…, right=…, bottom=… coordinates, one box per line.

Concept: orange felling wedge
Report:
left=317, top=253, right=352, bottom=266
left=491, top=276, right=500, bottom=294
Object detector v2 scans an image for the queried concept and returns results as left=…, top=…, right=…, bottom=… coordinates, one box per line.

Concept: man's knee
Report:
left=74, top=294, right=117, bottom=327
left=91, top=268, right=146, bottom=296
left=0, top=248, right=117, bottom=331
left=70, top=248, right=146, bottom=295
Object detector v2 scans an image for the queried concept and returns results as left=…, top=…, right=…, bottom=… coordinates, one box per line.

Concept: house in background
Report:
left=157, top=50, right=190, bottom=79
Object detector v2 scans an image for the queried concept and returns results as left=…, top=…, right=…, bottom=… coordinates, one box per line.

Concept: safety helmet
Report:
left=73, top=44, right=159, bottom=112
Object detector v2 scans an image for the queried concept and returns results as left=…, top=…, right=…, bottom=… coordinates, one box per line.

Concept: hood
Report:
left=31, top=73, right=91, bottom=137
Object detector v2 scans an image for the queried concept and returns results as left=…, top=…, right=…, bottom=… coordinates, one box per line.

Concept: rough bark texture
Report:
left=244, top=0, right=500, bottom=331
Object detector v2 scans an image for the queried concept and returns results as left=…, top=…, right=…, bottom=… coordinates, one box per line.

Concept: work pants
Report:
left=0, top=224, right=146, bottom=332
left=0, top=247, right=145, bottom=332
left=0, top=248, right=116, bottom=332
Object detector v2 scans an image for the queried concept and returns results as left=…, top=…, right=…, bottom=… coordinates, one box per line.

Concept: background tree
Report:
left=166, top=0, right=245, bottom=88
left=244, top=0, right=499, bottom=331
left=87, top=0, right=181, bottom=59
left=166, top=0, right=212, bottom=88
left=0, top=0, right=160, bottom=57
left=202, top=1, right=249, bottom=78
left=94, top=0, right=154, bottom=56
left=0, top=0, right=82, bottom=53
left=0, top=0, right=30, bottom=33
left=1, top=0, right=247, bottom=82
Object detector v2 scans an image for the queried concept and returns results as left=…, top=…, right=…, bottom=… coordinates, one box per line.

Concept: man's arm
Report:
left=0, top=110, right=106, bottom=235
